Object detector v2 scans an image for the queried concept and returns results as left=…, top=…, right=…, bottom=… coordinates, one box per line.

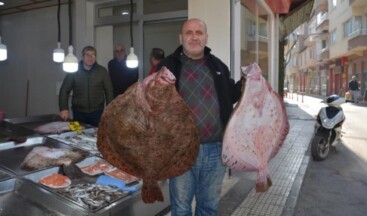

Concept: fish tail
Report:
left=255, top=175, right=273, bottom=192
left=255, top=166, right=272, bottom=192
left=141, top=179, right=164, bottom=203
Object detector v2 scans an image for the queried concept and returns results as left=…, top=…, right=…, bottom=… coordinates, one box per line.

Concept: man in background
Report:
left=59, top=46, right=113, bottom=127
left=108, top=44, right=139, bottom=98
left=348, top=75, right=360, bottom=102
left=148, top=47, right=165, bottom=75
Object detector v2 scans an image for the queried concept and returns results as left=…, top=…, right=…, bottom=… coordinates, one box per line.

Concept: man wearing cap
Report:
left=348, top=75, right=360, bottom=102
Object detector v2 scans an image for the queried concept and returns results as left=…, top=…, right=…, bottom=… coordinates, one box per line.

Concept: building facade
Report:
left=286, top=0, right=367, bottom=100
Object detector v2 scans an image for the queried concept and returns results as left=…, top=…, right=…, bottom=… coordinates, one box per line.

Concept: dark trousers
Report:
left=72, top=109, right=104, bottom=127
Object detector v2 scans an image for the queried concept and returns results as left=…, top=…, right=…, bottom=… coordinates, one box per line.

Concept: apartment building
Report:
left=286, top=0, right=367, bottom=99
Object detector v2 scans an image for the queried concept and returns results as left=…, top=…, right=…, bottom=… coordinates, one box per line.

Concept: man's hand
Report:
left=59, top=110, right=69, bottom=121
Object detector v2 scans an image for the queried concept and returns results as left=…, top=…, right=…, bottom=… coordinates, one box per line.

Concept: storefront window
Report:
left=143, top=0, right=187, bottom=14
left=97, top=2, right=136, bottom=18
left=94, top=0, right=188, bottom=77
left=239, top=0, right=269, bottom=80
left=96, top=0, right=187, bottom=19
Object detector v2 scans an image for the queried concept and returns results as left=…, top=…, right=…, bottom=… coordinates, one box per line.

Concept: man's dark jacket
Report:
left=348, top=80, right=358, bottom=91
left=59, top=62, right=114, bottom=113
left=108, top=57, right=139, bottom=98
left=157, top=46, right=243, bottom=128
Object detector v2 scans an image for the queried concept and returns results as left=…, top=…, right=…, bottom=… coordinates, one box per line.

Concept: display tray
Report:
left=0, top=136, right=44, bottom=151
left=0, top=121, right=36, bottom=143
left=3, top=114, right=91, bottom=135
left=22, top=157, right=141, bottom=215
left=0, top=167, right=14, bottom=182
left=3, top=114, right=63, bottom=129
left=0, top=178, right=60, bottom=216
left=0, top=127, right=13, bottom=142
left=76, top=156, right=141, bottom=185
left=0, top=136, right=90, bottom=176
left=48, top=128, right=100, bottom=156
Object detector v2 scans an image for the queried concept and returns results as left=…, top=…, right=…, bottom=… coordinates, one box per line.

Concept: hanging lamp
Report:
left=0, top=36, right=6, bottom=61
left=126, top=0, right=138, bottom=68
left=53, top=0, right=65, bottom=63
left=62, top=0, right=78, bottom=72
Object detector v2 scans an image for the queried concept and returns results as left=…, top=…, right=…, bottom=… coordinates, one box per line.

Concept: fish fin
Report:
left=141, top=179, right=164, bottom=203
left=61, top=163, right=85, bottom=179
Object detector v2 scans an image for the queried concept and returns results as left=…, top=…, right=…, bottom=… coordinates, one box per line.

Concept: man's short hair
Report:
left=352, top=76, right=356, bottom=79
left=82, top=46, right=97, bottom=55
left=151, top=48, right=165, bottom=60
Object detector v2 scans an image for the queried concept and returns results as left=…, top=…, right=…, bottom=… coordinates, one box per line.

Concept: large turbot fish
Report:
left=97, top=66, right=199, bottom=203
left=222, top=62, right=289, bottom=192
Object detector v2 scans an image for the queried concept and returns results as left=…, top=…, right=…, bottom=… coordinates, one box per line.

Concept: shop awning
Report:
left=242, top=0, right=315, bottom=36
left=265, top=0, right=292, bottom=14
left=280, top=0, right=315, bottom=36
left=242, top=0, right=314, bottom=29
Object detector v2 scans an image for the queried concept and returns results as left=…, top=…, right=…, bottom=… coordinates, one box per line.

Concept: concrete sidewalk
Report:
left=218, top=95, right=323, bottom=216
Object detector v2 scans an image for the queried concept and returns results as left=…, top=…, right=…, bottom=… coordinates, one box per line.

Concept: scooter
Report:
left=311, top=95, right=347, bottom=161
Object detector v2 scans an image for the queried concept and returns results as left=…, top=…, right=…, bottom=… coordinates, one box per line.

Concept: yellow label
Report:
left=68, top=121, right=82, bottom=134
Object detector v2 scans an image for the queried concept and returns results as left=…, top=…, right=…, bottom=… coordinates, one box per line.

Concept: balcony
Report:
left=348, top=29, right=367, bottom=52
left=306, top=58, right=317, bottom=68
left=316, top=16, right=328, bottom=31
left=318, top=47, right=329, bottom=61
left=316, top=12, right=328, bottom=27
left=314, top=0, right=328, bottom=12
left=304, top=35, right=318, bottom=47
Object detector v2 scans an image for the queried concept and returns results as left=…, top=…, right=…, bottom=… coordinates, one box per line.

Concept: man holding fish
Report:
left=157, top=18, right=243, bottom=216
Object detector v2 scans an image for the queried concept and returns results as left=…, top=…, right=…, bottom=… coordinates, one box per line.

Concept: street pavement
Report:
left=293, top=95, right=367, bottom=216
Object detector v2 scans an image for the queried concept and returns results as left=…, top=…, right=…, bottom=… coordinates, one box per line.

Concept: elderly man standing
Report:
left=348, top=75, right=360, bottom=102
left=108, top=44, right=139, bottom=98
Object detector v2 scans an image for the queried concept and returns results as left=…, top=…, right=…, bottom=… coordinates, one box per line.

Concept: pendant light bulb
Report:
left=0, top=36, right=7, bottom=61
left=126, top=47, right=138, bottom=68
left=63, top=45, right=78, bottom=73
left=53, top=42, right=65, bottom=63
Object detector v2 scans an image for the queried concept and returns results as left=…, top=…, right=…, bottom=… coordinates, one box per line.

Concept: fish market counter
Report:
left=0, top=176, right=170, bottom=216
left=0, top=175, right=170, bottom=216
left=0, top=120, right=36, bottom=143
left=0, top=115, right=171, bottom=216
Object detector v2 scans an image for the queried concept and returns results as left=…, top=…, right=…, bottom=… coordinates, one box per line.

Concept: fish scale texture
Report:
left=97, top=67, right=199, bottom=203
left=222, top=62, right=289, bottom=192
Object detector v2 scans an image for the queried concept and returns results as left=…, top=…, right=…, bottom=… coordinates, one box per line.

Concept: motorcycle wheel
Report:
left=311, top=134, right=330, bottom=161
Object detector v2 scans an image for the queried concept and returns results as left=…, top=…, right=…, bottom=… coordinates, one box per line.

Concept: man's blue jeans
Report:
left=72, top=109, right=103, bottom=127
left=169, top=142, right=226, bottom=216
